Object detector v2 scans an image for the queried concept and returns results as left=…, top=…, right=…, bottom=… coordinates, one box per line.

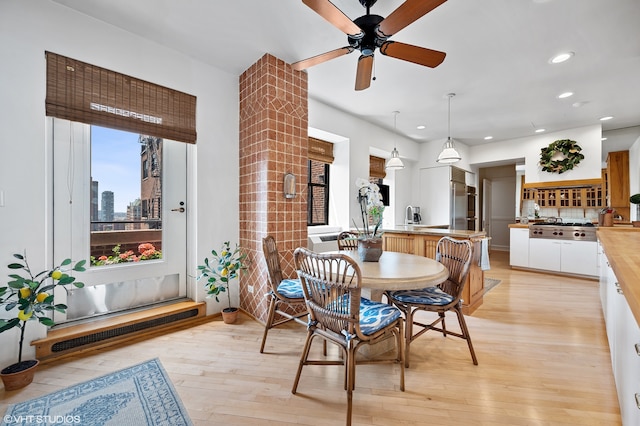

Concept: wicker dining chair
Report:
left=387, top=236, right=478, bottom=367
left=259, top=235, right=308, bottom=353
left=337, top=231, right=359, bottom=250
left=292, top=247, right=405, bottom=426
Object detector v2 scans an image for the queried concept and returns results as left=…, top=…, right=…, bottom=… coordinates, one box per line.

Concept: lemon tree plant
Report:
left=197, top=241, right=247, bottom=321
left=0, top=252, right=85, bottom=378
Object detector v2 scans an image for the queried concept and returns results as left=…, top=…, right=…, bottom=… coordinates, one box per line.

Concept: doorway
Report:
left=480, top=165, right=517, bottom=251
left=51, top=119, right=188, bottom=323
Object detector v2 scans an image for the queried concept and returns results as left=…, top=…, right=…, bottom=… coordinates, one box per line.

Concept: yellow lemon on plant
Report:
left=51, top=270, right=63, bottom=280
left=221, top=268, right=228, bottom=277
left=18, top=310, right=33, bottom=321
left=36, top=292, right=49, bottom=303
left=19, top=288, right=31, bottom=299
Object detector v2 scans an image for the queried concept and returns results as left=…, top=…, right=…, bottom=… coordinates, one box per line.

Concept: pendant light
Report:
left=437, top=93, right=461, bottom=163
left=386, top=111, right=405, bottom=170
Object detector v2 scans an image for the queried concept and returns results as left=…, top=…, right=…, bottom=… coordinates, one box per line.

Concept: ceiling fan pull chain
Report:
left=372, top=56, right=376, bottom=81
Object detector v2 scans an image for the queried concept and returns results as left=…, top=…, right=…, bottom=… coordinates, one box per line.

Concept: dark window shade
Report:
left=45, top=51, right=197, bottom=144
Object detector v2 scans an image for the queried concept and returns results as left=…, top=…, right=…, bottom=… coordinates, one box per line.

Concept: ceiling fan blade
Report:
left=292, top=46, right=355, bottom=71
left=302, top=0, right=364, bottom=38
left=355, top=55, right=374, bottom=91
left=379, top=41, right=446, bottom=68
left=377, top=0, right=447, bottom=38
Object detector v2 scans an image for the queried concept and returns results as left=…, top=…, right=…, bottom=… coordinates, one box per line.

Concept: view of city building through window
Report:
left=307, top=159, right=329, bottom=226
left=90, top=126, right=163, bottom=266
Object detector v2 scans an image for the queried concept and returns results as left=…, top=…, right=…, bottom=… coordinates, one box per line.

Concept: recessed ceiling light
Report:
left=572, top=101, right=588, bottom=108
left=550, top=52, right=574, bottom=64
left=558, top=92, right=574, bottom=99
left=600, top=116, right=614, bottom=121
left=601, top=137, right=608, bottom=141
left=416, top=125, right=426, bottom=130
left=484, top=136, right=493, bottom=140
left=535, top=128, right=546, bottom=133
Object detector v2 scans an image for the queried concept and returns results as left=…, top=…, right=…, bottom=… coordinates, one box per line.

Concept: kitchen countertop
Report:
left=597, top=226, right=640, bottom=326
left=382, top=225, right=486, bottom=239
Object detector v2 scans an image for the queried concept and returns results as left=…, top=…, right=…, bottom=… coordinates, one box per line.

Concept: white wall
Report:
left=469, top=125, right=603, bottom=183
left=308, top=99, right=419, bottom=227
left=0, top=0, right=239, bottom=366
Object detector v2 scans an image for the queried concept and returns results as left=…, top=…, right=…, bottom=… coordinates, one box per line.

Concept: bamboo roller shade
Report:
left=369, top=155, right=387, bottom=179
left=45, top=51, right=197, bottom=143
left=308, top=137, right=334, bottom=163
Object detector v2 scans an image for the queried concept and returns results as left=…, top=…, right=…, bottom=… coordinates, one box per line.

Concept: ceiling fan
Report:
left=292, top=0, right=447, bottom=91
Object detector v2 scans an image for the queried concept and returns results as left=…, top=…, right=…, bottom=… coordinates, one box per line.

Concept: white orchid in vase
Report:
left=354, top=178, right=385, bottom=239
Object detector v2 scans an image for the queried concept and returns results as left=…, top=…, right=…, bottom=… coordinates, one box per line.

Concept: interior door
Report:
left=51, top=119, right=187, bottom=322
left=482, top=178, right=493, bottom=248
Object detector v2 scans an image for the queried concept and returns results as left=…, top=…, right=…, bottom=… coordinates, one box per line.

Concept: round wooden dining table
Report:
left=331, top=250, right=449, bottom=301
left=327, top=250, right=449, bottom=358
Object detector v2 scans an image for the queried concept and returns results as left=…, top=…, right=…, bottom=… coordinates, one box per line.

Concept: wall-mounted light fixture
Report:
left=283, top=173, right=296, bottom=199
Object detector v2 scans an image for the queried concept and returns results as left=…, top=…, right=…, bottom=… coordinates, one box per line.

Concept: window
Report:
left=90, top=126, right=163, bottom=265
left=307, top=159, right=330, bottom=226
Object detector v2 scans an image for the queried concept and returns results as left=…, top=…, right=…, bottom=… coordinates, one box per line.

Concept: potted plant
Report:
left=0, top=252, right=85, bottom=390
left=197, top=241, right=247, bottom=324
left=631, top=194, right=640, bottom=227
left=353, top=178, right=385, bottom=262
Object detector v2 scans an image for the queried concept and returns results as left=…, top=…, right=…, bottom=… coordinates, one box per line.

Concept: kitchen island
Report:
left=381, top=226, right=488, bottom=314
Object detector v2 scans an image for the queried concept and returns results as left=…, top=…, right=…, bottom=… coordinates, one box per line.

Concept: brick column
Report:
left=239, top=54, right=308, bottom=322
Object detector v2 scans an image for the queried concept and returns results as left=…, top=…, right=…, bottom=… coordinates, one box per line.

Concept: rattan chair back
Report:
left=337, top=231, right=359, bottom=251
left=435, top=237, right=472, bottom=299
left=263, top=235, right=285, bottom=294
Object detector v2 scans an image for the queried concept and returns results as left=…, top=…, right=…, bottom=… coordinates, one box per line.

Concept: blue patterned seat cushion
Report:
left=359, top=297, right=402, bottom=336
left=276, top=278, right=305, bottom=299
left=389, top=286, right=454, bottom=306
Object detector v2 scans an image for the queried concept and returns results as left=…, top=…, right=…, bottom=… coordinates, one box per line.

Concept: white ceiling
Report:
left=52, top=0, right=640, bottom=158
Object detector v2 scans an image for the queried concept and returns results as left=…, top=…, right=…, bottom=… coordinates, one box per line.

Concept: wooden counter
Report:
left=597, top=226, right=640, bottom=326
left=508, top=223, right=529, bottom=229
left=381, top=226, right=487, bottom=314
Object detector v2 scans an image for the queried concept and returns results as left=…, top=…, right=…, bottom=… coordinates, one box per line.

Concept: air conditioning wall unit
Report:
left=307, top=226, right=342, bottom=253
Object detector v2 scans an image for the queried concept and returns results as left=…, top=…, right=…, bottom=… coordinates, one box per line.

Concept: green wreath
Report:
left=539, top=139, right=584, bottom=174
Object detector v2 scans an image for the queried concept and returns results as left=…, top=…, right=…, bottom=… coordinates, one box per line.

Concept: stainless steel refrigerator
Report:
left=450, top=180, right=467, bottom=230
left=419, top=166, right=475, bottom=230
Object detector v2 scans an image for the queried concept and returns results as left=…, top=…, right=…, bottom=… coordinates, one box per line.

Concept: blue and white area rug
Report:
left=2, top=358, right=192, bottom=426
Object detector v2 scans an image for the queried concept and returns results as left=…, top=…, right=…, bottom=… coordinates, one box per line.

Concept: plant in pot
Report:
left=631, top=194, right=640, bottom=227
left=197, top=241, right=247, bottom=324
left=353, top=178, right=385, bottom=262
left=0, top=252, right=85, bottom=390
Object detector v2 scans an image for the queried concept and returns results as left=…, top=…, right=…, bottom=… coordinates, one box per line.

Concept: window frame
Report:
left=307, top=159, right=330, bottom=226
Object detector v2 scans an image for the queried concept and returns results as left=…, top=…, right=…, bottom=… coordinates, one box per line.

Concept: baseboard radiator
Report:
left=32, top=301, right=206, bottom=362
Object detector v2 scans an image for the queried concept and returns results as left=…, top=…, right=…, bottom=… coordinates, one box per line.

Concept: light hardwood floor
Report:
left=1, top=251, right=621, bottom=425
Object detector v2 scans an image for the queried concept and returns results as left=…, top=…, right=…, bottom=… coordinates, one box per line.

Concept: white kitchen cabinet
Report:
left=618, top=296, right=640, bottom=425
left=559, top=240, right=598, bottom=276
left=509, top=228, right=530, bottom=267
left=528, top=239, right=597, bottom=277
left=600, top=252, right=640, bottom=425
left=599, top=243, right=607, bottom=314
left=528, top=238, right=561, bottom=271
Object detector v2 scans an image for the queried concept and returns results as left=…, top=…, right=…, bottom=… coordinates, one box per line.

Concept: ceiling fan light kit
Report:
left=437, top=93, right=461, bottom=164
left=294, top=0, right=447, bottom=91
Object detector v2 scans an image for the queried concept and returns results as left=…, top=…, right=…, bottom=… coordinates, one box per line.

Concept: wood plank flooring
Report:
left=1, top=251, right=621, bottom=425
